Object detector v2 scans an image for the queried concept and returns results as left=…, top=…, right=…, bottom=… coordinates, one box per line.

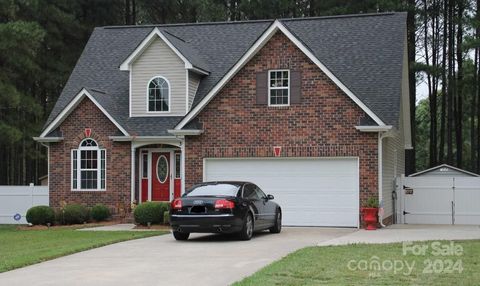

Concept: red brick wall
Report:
left=185, top=32, right=379, bottom=206
left=49, top=98, right=131, bottom=215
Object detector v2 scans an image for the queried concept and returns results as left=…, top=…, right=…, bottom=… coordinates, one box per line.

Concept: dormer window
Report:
left=148, top=76, right=170, bottom=112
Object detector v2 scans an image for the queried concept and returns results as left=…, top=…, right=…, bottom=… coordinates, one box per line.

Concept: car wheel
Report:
left=239, top=213, right=254, bottom=240
left=173, top=231, right=190, bottom=241
left=269, top=210, right=282, bottom=233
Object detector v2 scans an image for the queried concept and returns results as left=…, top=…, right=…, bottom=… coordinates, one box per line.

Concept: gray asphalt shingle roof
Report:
left=44, top=12, right=406, bottom=136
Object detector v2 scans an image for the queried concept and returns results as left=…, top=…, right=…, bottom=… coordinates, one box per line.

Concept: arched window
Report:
left=148, top=76, right=170, bottom=112
left=72, top=138, right=106, bottom=190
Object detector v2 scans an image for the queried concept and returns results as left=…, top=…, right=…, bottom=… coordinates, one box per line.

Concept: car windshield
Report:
left=185, top=183, right=240, bottom=197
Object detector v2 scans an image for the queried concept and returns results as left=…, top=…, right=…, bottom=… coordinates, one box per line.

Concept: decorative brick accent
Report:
left=184, top=32, right=379, bottom=207
left=49, top=98, right=131, bottom=215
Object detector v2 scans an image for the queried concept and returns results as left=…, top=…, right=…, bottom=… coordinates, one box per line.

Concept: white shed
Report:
left=409, top=164, right=480, bottom=178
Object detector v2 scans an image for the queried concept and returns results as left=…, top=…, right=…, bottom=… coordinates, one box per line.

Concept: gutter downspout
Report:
left=40, top=142, right=50, bottom=188
left=378, top=132, right=388, bottom=228
left=130, top=145, right=136, bottom=205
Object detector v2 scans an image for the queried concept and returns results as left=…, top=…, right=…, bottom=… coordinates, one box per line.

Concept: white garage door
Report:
left=204, top=158, right=359, bottom=227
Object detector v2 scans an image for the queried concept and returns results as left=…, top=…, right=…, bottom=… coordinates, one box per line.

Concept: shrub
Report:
left=63, top=204, right=90, bottom=224
left=26, top=206, right=54, bottom=225
left=91, top=204, right=111, bottom=221
left=54, top=208, right=64, bottom=225
left=159, top=202, right=169, bottom=216
left=163, top=211, right=170, bottom=225
left=134, top=202, right=170, bottom=225
left=365, top=197, right=379, bottom=208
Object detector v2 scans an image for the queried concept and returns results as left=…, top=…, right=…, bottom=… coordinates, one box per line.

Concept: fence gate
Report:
left=399, top=176, right=480, bottom=225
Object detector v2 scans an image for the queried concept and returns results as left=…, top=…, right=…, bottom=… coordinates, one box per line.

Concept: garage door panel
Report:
left=204, top=158, right=359, bottom=227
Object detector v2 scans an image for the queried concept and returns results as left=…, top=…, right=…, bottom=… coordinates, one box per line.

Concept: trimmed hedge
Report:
left=134, top=202, right=169, bottom=225
left=26, top=206, right=55, bottom=225
left=91, top=204, right=111, bottom=221
left=63, top=204, right=90, bottom=224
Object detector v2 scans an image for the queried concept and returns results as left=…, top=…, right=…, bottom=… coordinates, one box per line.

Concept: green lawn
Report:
left=235, top=240, right=480, bottom=286
left=0, top=225, right=167, bottom=273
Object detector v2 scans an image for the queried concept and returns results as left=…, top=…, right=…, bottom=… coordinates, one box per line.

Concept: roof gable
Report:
left=282, top=13, right=407, bottom=127
left=174, top=19, right=388, bottom=130
left=410, top=164, right=480, bottom=177
left=40, top=88, right=129, bottom=137
left=119, top=27, right=209, bottom=74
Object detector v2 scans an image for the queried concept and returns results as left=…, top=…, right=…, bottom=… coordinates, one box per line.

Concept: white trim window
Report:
left=72, top=138, right=106, bottom=191
left=148, top=76, right=170, bottom=112
left=268, top=70, right=290, bottom=106
left=142, top=153, right=148, bottom=179
left=175, top=153, right=181, bottom=179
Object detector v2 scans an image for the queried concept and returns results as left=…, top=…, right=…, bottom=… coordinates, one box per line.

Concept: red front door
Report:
left=151, top=152, right=170, bottom=201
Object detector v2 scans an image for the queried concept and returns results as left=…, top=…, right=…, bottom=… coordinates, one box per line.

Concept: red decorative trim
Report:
left=273, top=146, right=282, bottom=157
left=84, top=128, right=92, bottom=138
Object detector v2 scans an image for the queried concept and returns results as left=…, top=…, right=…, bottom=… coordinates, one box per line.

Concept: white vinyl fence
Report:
left=396, top=175, right=480, bottom=225
left=0, top=185, right=49, bottom=224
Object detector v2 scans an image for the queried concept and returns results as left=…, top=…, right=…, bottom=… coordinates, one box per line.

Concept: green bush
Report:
left=91, top=204, right=111, bottom=221
left=365, top=197, right=379, bottom=208
left=54, top=208, right=64, bottom=225
left=26, top=206, right=55, bottom=225
left=134, top=202, right=170, bottom=225
left=159, top=202, right=169, bottom=216
left=163, top=211, right=170, bottom=225
left=63, top=204, right=90, bottom=224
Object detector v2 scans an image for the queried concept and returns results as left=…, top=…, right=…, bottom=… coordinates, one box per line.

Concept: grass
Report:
left=235, top=240, right=480, bottom=286
left=0, top=225, right=167, bottom=273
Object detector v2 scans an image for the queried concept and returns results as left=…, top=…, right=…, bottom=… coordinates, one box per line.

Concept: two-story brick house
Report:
left=34, top=12, right=411, bottom=227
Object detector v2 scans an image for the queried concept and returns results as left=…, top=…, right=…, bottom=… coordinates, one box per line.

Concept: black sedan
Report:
left=169, top=181, right=282, bottom=241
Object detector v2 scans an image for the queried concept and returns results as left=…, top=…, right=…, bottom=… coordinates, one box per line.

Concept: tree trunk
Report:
left=472, top=34, right=478, bottom=172
left=447, top=0, right=454, bottom=164
left=455, top=0, right=464, bottom=168
left=439, top=0, right=448, bottom=164
left=424, top=0, right=437, bottom=167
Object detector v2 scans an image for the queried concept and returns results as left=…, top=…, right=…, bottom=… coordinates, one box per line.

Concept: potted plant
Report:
left=361, top=197, right=379, bottom=230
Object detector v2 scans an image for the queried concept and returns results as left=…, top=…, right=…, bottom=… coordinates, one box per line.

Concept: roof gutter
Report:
left=167, top=129, right=204, bottom=136
left=33, top=137, right=64, bottom=143
left=109, top=135, right=181, bottom=142
left=355, top=125, right=393, bottom=132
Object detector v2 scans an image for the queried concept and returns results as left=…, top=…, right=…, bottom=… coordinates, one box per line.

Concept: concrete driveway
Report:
left=0, top=227, right=353, bottom=286
left=318, top=224, right=480, bottom=246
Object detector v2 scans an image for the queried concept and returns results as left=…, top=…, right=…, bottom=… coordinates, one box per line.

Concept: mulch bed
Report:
left=16, top=220, right=123, bottom=231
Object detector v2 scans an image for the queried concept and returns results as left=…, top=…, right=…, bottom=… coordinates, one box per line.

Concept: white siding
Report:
left=382, top=127, right=404, bottom=219
left=131, top=38, right=186, bottom=116
left=188, top=71, right=201, bottom=110
left=382, top=39, right=408, bottom=220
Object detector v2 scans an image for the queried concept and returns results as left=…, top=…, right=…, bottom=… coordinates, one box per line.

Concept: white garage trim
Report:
left=203, top=157, right=360, bottom=227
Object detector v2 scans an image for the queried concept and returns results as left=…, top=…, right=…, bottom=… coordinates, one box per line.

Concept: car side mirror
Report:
left=266, top=194, right=274, bottom=200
